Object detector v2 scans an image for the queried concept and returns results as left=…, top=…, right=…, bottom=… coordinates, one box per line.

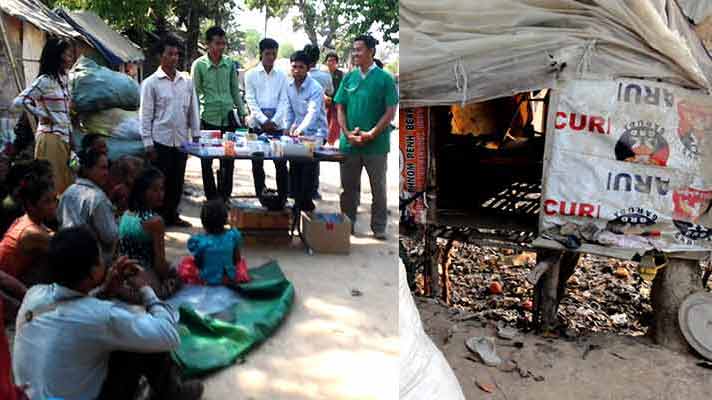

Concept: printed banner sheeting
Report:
left=542, top=79, right=712, bottom=252
left=400, top=107, right=429, bottom=225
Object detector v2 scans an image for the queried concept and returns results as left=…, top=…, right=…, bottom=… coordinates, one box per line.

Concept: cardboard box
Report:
left=229, top=201, right=292, bottom=230
left=301, top=212, right=351, bottom=254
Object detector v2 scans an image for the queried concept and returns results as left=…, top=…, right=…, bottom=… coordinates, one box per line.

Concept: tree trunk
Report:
left=441, top=240, right=455, bottom=304
left=540, top=254, right=561, bottom=331
left=264, top=6, right=269, bottom=36
left=424, top=227, right=441, bottom=298
left=533, top=250, right=580, bottom=332
left=650, top=258, right=702, bottom=353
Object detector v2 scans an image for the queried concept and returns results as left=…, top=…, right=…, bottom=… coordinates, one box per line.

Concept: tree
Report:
left=243, top=0, right=398, bottom=54
left=199, top=10, right=245, bottom=57
left=49, top=0, right=169, bottom=32
left=340, top=0, right=398, bottom=44
left=278, top=42, right=295, bottom=59
left=242, top=29, right=263, bottom=61
left=243, top=0, right=291, bottom=35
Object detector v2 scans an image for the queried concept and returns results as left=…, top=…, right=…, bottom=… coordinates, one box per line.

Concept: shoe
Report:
left=465, top=336, right=502, bottom=367
left=170, top=218, right=192, bottom=228
left=373, top=231, right=387, bottom=240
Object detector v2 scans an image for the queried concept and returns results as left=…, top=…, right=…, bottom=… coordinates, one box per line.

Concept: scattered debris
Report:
left=610, top=352, right=628, bottom=361
left=521, top=299, right=533, bottom=311
left=476, top=381, right=496, bottom=393
left=611, top=313, right=628, bottom=326
left=401, top=239, right=653, bottom=336
left=499, top=341, right=525, bottom=349
left=351, top=289, right=363, bottom=297
left=489, top=281, right=503, bottom=295
left=445, top=324, right=459, bottom=344
left=466, top=336, right=502, bottom=367
left=500, top=359, right=518, bottom=373
left=497, top=321, right=519, bottom=340
left=614, top=267, right=630, bottom=279
left=697, top=361, right=712, bottom=370
left=582, top=344, right=600, bottom=360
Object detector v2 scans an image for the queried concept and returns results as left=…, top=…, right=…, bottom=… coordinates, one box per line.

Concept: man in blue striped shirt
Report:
left=285, top=51, right=328, bottom=216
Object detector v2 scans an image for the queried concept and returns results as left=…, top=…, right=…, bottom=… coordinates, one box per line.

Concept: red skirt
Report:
left=1, top=299, right=21, bottom=400
left=177, top=256, right=250, bottom=285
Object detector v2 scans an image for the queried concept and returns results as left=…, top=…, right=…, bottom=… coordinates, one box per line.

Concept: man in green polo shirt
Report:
left=191, top=26, right=247, bottom=201
left=334, top=34, right=398, bottom=240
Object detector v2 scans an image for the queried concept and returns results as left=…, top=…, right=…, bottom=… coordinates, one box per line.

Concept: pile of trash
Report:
left=70, top=56, right=144, bottom=159
left=401, top=238, right=653, bottom=336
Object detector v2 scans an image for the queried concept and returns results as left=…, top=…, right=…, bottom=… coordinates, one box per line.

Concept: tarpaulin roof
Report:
left=0, top=0, right=79, bottom=39
left=400, top=0, right=712, bottom=107
left=679, top=0, right=712, bottom=24
left=56, top=9, right=144, bottom=65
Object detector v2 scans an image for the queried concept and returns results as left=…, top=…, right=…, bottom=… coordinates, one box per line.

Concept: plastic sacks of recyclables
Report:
left=399, top=259, right=466, bottom=400
left=81, top=109, right=139, bottom=138
left=75, top=108, right=144, bottom=160
left=69, top=56, right=140, bottom=113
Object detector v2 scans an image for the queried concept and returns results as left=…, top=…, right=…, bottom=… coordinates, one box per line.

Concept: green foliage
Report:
left=243, top=0, right=291, bottom=19
left=278, top=42, right=295, bottom=59
left=243, top=0, right=399, bottom=51
left=51, top=0, right=166, bottom=32
left=340, top=0, right=398, bottom=44
left=384, top=58, right=398, bottom=74
left=242, top=28, right=263, bottom=61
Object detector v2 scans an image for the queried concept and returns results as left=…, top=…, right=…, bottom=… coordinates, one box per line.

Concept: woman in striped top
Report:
left=13, top=38, right=76, bottom=194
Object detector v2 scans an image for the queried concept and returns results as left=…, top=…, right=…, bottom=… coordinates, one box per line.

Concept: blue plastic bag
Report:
left=69, top=56, right=140, bottom=113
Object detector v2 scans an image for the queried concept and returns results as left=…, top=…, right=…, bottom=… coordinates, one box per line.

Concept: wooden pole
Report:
left=0, top=13, right=24, bottom=93
left=0, top=13, right=36, bottom=132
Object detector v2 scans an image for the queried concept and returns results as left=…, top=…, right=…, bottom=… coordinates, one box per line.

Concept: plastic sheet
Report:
left=399, top=259, right=465, bottom=400
left=541, top=77, right=712, bottom=253
left=167, top=285, right=241, bottom=317
left=401, top=0, right=712, bottom=107
left=171, top=261, right=294, bottom=377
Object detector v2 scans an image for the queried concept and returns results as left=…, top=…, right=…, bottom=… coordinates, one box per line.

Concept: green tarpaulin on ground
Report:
left=172, top=261, right=294, bottom=377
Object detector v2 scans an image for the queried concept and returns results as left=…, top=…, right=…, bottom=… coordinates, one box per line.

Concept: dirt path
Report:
left=416, top=298, right=712, bottom=400
left=164, top=136, right=399, bottom=400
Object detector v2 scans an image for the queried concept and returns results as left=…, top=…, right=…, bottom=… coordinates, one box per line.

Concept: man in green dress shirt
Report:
left=191, top=26, right=247, bottom=202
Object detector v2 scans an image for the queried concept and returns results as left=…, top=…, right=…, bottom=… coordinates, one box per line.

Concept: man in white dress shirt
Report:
left=302, top=44, right=334, bottom=200
left=13, top=226, right=203, bottom=400
left=244, top=38, right=289, bottom=204
left=139, top=37, right=200, bottom=227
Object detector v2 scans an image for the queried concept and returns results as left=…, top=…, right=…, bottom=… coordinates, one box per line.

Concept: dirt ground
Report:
left=416, top=297, right=712, bottom=400
left=163, top=135, right=399, bottom=400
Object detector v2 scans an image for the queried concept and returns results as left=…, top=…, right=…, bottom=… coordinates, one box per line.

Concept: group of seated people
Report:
left=0, top=134, right=249, bottom=400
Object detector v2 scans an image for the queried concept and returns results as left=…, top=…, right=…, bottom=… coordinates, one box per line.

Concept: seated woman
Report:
left=117, top=167, right=180, bottom=302
left=0, top=160, right=53, bottom=237
left=178, top=200, right=249, bottom=286
left=107, top=155, right=144, bottom=217
left=58, top=148, right=117, bottom=267
left=0, top=171, right=56, bottom=288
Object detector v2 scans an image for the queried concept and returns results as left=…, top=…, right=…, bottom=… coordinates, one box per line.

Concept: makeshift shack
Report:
left=400, top=0, right=712, bottom=354
left=55, top=9, right=145, bottom=79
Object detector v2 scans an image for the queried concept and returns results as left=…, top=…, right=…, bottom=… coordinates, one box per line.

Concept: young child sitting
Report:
left=178, top=200, right=249, bottom=285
